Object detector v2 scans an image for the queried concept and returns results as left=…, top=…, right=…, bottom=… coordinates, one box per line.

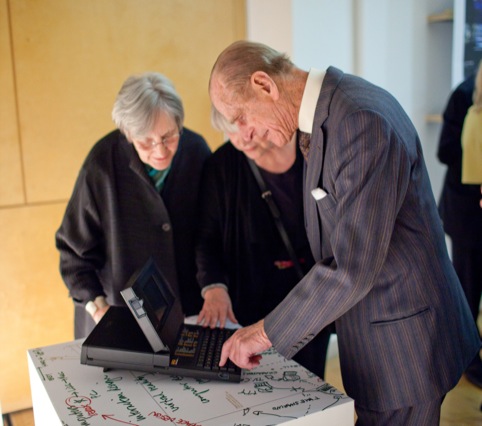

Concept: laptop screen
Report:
left=141, top=275, right=170, bottom=325
left=129, top=263, right=175, bottom=331
left=122, top=258, right=185, bottom=353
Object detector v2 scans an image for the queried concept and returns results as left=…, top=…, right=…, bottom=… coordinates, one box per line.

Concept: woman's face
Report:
left=227, top=130, right=274, bottom=161
left=130, top=112, right=180, bottom=170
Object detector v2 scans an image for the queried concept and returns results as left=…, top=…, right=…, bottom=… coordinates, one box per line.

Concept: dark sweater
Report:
left=56, top=128, right=211, bottom=338
left=196, top=142, right=314, bottom=326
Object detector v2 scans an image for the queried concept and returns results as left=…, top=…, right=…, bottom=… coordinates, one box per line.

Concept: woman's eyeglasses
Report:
left=134, top=131, right=182, bottom=151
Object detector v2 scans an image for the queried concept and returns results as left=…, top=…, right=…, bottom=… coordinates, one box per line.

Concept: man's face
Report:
left=210, top=74, right=294, bottom=148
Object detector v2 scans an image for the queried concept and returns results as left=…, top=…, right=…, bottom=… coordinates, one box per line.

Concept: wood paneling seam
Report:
left=6, top=0, right=27, bottom=205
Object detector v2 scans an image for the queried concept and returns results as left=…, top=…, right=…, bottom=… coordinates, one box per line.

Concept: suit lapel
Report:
left=303, top=67, right=343, bottom=260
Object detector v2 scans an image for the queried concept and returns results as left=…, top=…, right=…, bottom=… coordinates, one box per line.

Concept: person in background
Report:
left=56, top=72, right=211, bottom=338
left=209, top=40, right=481, bottom=425
left=462, top=61, right=482, bottom=186
left=438, top=68, right=482, bottom=389
left=195, top=107, right=332, bottom=379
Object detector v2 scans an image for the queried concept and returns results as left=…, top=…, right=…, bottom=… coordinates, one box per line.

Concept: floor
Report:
left=3, top=346, right=481, bottom=426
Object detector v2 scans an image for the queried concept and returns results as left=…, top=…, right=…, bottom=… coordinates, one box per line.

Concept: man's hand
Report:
left=219, top=320, right=272, bottom=369
left=197, top=287, right=238, bottom=328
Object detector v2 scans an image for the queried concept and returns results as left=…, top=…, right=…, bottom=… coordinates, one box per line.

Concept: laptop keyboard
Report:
left=174, top=326, right=240, bottom=374
left=197, top=327, right=234, bottom=371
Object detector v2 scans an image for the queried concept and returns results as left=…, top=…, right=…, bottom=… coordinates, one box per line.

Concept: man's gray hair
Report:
left=112, top=72, right=184, bottom=139
left=210, top=40, right=294, bottom=99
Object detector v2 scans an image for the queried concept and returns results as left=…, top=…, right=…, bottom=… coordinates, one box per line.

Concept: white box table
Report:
left=28, top=339, right=354, bottom=425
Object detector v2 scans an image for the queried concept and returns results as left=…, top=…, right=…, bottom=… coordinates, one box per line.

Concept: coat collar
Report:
left=305, top=66, right=344, bottom=189
left=303, top=67, right=344, bottom=259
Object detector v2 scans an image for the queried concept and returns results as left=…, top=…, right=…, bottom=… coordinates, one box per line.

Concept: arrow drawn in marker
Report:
left=102, top=414, right=139, bottom=425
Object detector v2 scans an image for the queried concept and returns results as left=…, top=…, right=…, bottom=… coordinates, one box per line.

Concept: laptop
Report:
left=80, top=258, right=242, bottom=382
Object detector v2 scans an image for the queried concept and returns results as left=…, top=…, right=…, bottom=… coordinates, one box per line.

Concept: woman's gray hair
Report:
left=211, top=104, right=238, bottom=134
left=112, top=72, right=184, bottom=139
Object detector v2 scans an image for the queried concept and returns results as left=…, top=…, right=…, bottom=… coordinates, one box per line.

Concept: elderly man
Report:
left=209, top=40, right=481, bottom=425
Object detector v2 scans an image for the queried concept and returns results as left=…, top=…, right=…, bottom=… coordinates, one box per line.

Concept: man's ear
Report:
left=250, top=71, right=279, bottom=101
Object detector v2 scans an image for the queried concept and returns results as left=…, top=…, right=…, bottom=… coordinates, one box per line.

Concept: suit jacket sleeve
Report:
left=265, top=109, right=414, bottom=359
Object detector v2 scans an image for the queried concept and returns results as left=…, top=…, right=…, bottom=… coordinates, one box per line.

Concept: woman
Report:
left=459, top=61, right=482, bottom=387
left=195, top=107, right=331, bottom=379
left=56, top=72, right=211, bottom=338
left=462, top=60, right=482, bottom=185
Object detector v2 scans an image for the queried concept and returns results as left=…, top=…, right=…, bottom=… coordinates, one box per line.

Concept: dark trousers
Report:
left=452, top=242, right=482, bottom=376
left=451, top=242, right=482, bottom=326
left=355, top=397, right=444, bottom=426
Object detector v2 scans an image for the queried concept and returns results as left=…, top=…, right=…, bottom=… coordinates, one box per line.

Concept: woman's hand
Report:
left=92, top=305, right=110, bottom=324
left=197, top=287, right=238, bottom=328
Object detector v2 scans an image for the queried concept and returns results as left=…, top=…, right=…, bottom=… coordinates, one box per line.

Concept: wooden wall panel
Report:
left=0, top=203, right=72, bottom=413
left=10, top=0, right=245, bottom=203
left=0, top=0, right=24, bottom=206
left=0, top=0, right=245, bottom=413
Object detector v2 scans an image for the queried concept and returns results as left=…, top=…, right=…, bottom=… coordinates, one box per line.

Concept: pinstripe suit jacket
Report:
left=264, top=67, right=481, bottom=411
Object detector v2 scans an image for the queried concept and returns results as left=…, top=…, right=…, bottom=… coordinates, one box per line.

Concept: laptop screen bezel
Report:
left=129, top=259, right=175, bottom=334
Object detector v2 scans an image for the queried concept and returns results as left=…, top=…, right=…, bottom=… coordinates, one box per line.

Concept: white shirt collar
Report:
left=298, top=68, right=326, bottom=134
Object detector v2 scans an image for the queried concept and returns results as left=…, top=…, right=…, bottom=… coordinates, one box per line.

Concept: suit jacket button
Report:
left=162, top=223, right=171, bottom=232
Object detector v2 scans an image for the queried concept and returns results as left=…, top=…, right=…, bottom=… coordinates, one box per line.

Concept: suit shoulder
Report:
left=445, top=77, right=474, bottom=115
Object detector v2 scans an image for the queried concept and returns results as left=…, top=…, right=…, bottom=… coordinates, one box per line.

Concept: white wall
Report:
left=453, top=0, right=467, bottom=85
left=246, top=0, right=456, bottom=201
left=246, top=0, right=293, bottom=56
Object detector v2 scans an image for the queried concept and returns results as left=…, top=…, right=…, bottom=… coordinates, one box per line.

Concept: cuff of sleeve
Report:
left=85, top=296, right=107, bottom=317
left=201, top=283, right=228, bottom=299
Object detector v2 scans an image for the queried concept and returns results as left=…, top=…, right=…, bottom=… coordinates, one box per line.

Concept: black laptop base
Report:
left=81, top=306, right=170, bottom=371
left=81, top=306, right=242, bottom=382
